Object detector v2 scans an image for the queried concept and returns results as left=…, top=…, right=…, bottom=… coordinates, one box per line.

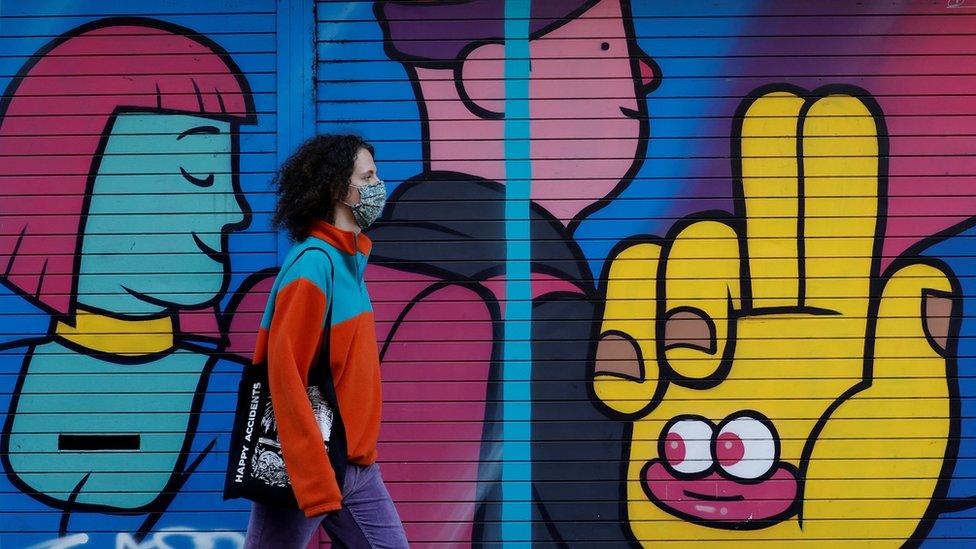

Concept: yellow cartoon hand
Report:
left=801, top=261, right=955, bottom=540
left=590, top=89, right=955, bottom=544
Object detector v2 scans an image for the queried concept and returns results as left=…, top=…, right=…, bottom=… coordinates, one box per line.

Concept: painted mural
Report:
left=0, top=15, right=261, bottom=548
left=4, top=0, right=976, bottom=547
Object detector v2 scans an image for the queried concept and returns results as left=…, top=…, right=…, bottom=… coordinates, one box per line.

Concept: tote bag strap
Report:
left=302, top=249, right=348, bottom=488
left=301, top=246, right=334, bottom=386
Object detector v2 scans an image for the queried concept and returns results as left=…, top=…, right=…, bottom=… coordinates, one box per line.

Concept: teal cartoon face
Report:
left=76, top=112, right=248, bottom=315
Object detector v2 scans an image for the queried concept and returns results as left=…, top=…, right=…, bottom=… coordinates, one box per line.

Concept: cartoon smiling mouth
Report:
left=192, top=232, right=224, bottom=263
left=641, top=460, right=799, bottom=529
left=620, top=106, right=643, bottom=119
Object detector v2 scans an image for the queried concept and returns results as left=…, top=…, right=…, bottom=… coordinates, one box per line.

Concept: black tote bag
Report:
left=223, top=248, right=347, bottom=508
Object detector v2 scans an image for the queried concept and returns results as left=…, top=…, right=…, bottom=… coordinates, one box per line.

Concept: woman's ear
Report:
left=456, top=42, right=505, bottom=120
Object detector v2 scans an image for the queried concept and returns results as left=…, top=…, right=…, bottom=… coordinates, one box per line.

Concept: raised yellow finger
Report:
left=663, top=220, right=740, bottom=381
left=873, top=261, right=956, bottom=387
left=740, top=90, right=805, bottom=308
left=593, top=242, right=662, bottom=417
left=801, top=93, right=880, bottom=315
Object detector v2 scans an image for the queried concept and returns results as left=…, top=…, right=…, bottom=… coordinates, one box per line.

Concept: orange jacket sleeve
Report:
left=267, top=276, right=342, bottom=517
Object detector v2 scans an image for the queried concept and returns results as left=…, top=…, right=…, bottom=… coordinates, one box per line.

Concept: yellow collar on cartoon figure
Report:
left=55, top=308, right=175, bottom=357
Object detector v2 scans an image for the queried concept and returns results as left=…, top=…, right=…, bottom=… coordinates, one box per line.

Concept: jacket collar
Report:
left=309, top=220, right=372, bottom=256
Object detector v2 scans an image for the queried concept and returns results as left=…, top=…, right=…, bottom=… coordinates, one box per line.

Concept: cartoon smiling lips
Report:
left=642, top=413, right=799, bottom=528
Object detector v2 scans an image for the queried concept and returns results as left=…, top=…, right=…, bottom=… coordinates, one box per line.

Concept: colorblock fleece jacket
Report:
left=252, top=221, right=381, bottom=517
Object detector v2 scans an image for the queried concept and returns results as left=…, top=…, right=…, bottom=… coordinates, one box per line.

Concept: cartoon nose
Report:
left=223, top=188, right=250, bottom=232
left=637, top=53, right=661, bottom=94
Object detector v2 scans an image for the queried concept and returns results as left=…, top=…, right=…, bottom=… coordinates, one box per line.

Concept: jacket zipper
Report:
left=355, top=232, right=366, bottom=300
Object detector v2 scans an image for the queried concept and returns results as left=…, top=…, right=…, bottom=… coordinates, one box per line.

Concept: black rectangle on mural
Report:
left=58, top=434, right=140, bottom=451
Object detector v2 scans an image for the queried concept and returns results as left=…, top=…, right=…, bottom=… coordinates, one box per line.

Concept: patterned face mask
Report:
left=344, top=179, right=386, bottom=229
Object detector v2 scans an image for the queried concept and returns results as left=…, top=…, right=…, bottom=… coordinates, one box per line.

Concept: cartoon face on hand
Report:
left=592, top=89, right=955, bottom=543
left=646, top=411, right=795, bottom=526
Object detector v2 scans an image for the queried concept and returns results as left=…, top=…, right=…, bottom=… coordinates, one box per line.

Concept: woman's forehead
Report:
left=355, top=148, right=376, bottom=172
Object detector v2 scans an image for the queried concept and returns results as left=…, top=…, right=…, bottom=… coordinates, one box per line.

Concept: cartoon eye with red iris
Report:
left=714, top=414, right=777, bottom=480
left=661, top=417, right=714, bottom=475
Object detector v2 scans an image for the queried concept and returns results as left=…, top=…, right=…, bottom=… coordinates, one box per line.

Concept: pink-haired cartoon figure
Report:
left=362, top=0, right=660, bottom=545
left=0, top=17, right=256, bottom=544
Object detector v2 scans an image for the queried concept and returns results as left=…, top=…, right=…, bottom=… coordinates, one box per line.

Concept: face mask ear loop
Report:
left=343, top=181, right=362, bottom=208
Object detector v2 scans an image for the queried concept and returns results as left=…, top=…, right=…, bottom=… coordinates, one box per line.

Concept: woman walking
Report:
left=244, top=135, right=407, bottom=548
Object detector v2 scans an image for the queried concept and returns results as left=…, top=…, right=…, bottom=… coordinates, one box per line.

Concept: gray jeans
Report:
left=243, top=463, right=408, bottom=548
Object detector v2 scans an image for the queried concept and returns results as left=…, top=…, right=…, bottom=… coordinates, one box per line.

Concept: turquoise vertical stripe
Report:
left=503, top=0, right=532, bottom=545
left=276, top=0, right=316, bottom=263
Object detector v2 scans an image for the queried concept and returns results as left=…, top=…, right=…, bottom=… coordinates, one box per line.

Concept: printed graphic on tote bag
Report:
left=250, top=387, right=335, bottom=488
left=252, top=438, right=289, bottom=488
left=308, top=386, right=336, bottom=445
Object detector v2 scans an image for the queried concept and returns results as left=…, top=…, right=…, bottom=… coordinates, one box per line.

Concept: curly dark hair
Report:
left=271, top=134, right=375, bottom=241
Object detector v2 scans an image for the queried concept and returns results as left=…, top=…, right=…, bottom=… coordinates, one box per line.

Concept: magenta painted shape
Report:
left=366, top=264, right=493, bottom=547
left=643, top=461, right=798, bottom=525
